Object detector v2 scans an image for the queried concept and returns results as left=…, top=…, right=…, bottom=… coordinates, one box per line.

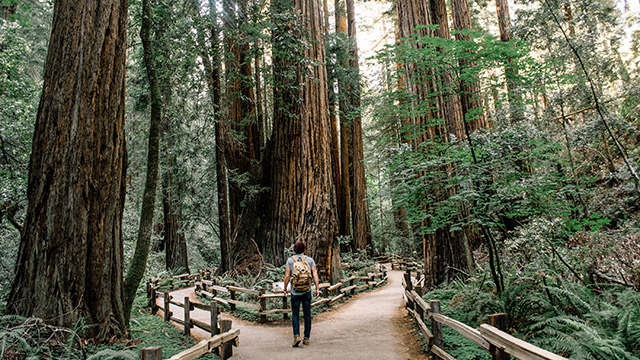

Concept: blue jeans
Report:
left=291, top=292, right=312, bottom=339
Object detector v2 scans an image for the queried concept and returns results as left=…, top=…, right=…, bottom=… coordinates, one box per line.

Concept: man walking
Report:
left=284, top=241, right=320, bottom=347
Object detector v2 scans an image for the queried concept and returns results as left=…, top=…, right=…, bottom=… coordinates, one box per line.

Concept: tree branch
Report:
left=543, top=0, right=640, bottom=191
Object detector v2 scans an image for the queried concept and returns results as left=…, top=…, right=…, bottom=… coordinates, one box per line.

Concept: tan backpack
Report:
left=291, top=255, right=312, bottom=292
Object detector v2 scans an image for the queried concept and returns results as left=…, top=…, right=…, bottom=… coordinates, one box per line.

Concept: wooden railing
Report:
left=402, top=270, right=568, bottom=360
left=146, top=269, right=215, bottom=295
left=139, top=327, right=239, bottom=360
left=147, top=293, right=238, bottom=360
left=374, top=254, right=422, bottom=272
left=193, top=271, right=388, bottom=321
left=145, top=268, right=387, bottom=358
left=153, top=293, right=225, bottom=337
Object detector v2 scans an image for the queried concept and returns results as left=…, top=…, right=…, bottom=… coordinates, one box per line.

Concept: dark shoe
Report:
left=303, top=339, right=309, bottom=345
left=292, top=336, right=302, bottom=347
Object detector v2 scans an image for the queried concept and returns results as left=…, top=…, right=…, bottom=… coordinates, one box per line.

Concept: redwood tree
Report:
left=495, top=0, right=522, bottom=122
left=396, top=0, right=475, bottom=287
left=234, top=0, right=342, bottom=282
left=191, top=0, right=232, bottom=273
left=335, top=0, right=352, bottom=240
left=157, top=3, right=189, bottom=274
left=224, top=0, right=260, bottom=236
left=346, top=0, right=372, bottom=251
left=7, top=0, right=128, bottom=341
left=162, top=161, right=189, bottom=273
left=451, top=0, right=486, bottom=132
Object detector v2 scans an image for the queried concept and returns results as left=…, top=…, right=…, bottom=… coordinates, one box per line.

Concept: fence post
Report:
left=210, top=301, right=219, bottom=336
left=282, top=294, right=289, bottom=321
left=404, top=270, right=413, bottom=291
left=220, top=319, right=233, bottom=360
left=164, top=293, right=171, bottom=322
left=260, top=289, right=267, bottom=323
left=184, top=297, right=191, bottom=337
left=416, top=295, right=424, bottom=322
left=150, top=287, right=157, bottom=315
left=430, top=300, right=443, bottom=350
left=489, top=313, right=511, bottom=360
left=229, top=282, right=237, bottom=311
left=350, top=277, right=355, bottom=296
left=140, top=346, right=162, bottom=359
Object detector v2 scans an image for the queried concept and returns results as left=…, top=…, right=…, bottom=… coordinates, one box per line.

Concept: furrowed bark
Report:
left=8, top=0, right=129, bottom=341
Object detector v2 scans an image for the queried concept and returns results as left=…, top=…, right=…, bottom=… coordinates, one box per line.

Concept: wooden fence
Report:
left=146, top=269, right=215, bottom=296
left=147, top=292, right=238, bottom=360
left=374, top=254, right=422, bottom=272
left=139, top=326, right=239, bottom=360
left=402, top=270, right=568, bottom=360
left=193, top=271, right=388, bottom=321
left=145, top=268, right=387, bottom=358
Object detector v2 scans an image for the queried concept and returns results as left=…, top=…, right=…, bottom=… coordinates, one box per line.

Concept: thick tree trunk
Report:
left=429, top=0, right=465, bottom=139
left=346, top=0, right=372, bottom=252
left=397, top=0, right=477, bottom=287
left=325, top=1, right=345, bottom=240
left=396, top=0, right=444, bottom=287
left=163, top=170, right=189, bottom=273
left=255, top=41, right=266, bottom=152
left=124, top=0, right=163, bottom=323
left=192, top=0, right=232, bottom=273
left=495, top=0, right=522, bottom=123
left=224, top=0, right=260, bottom=236
left=153, top=3, right=189, bottom=275
left=392, top=16, right=410, bottom=239
left=335, top=0, right=352, bottom=240
left=7, top=0, right=128, bottom=341
left=233, top=0, right=342, bottom=282
left=451, top=0, right=486, bottom=132
left=431, top=0, right=476, bottom=278
left=449, top=0, right=486, bottom=268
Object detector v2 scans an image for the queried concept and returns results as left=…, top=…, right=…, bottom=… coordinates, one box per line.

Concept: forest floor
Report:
left=159, top=268, right=428, bottom=360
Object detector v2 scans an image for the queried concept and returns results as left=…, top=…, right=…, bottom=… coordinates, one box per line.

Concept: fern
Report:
left=615, top=292, right=640, bottom=354
left=0, top=329, right=34, bottom=354
left=544, top=285, right=594, bottom=315
left=528, top=312, right=640, bottom=360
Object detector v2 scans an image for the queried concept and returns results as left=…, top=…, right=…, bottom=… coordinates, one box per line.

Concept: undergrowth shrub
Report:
left=423, top=264, right=640, bottom=360
left=0, top=312, right=219, bottom=359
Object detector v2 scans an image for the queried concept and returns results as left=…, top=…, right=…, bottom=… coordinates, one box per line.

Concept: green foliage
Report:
left=0, top=0, right=52, bottom=313
left=0, top=315, right=85, bottom=359
left=422, top=256, right=640, bottom=360
left=86, top=349, right=138, bottom=360
left=341, top=249, right=379, bottom=276
left=127, top=313, right=217, bottom=359
left=373, top=30, right=589, bottom=253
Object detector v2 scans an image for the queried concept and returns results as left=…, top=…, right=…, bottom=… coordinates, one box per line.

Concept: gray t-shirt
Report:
left=286, top=254, right=316, bottom=295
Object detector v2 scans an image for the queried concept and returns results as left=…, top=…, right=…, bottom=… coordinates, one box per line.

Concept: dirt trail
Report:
left=161, top=270, right=428, bottom=360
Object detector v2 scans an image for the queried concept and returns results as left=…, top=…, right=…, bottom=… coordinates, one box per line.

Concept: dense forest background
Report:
left=1, top=0, right=640, bottom=357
